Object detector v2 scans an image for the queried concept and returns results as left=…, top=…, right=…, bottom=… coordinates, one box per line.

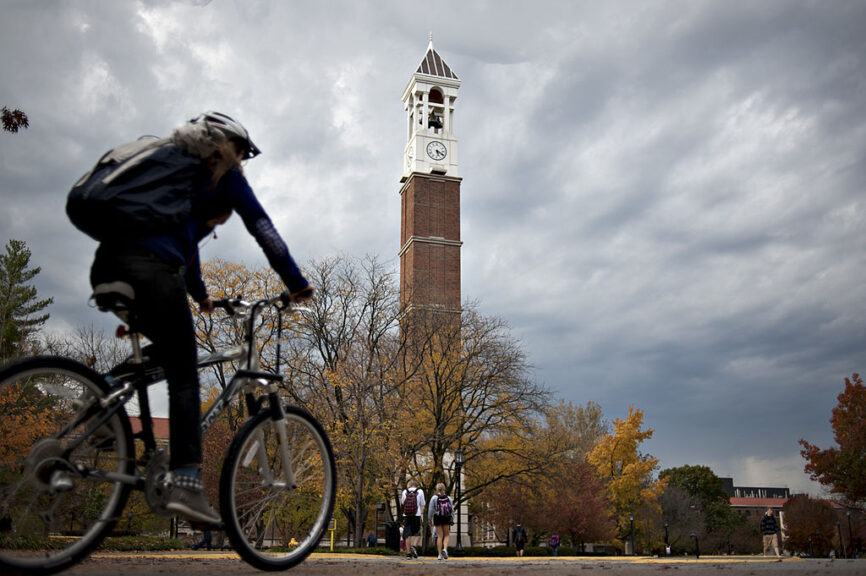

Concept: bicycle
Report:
left=0, top=284, right=336, bottom=575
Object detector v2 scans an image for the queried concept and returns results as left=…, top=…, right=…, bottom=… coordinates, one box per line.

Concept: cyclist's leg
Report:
left=90, top=245, right=218, bottom=524
left=92, top=245, right=202, bottom=467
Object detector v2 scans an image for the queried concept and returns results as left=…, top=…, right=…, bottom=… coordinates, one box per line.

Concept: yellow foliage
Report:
left=587, top=405, right=667, bottom=530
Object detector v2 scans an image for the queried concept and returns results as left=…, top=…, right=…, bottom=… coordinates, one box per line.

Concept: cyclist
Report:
left=89, top=112, right=314, bottom=524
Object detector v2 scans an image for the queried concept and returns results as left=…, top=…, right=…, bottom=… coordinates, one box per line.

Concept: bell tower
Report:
left=399, top=36, right=462, bottom=318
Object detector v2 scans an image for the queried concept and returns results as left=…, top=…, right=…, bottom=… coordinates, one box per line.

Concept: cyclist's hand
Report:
left=198, top=297, right=215, bottom=313
left=286, top=284, right=314, bottom=303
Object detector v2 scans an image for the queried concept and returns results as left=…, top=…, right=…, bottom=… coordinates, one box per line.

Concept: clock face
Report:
left=426, top=140, right=447, bottom=161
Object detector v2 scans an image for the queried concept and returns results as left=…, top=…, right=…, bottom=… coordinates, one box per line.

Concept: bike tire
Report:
left=0, top=356, right=134, bottom=575
left=220, top=404, right=336, bottom=571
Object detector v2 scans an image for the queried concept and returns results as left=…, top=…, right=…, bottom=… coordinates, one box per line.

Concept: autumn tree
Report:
left=280, top=254, right=410, bottom=546
left=473, top=401, right=611, bottom=548
left=538, top=402, right=614, bottom=548
left=396, top=302, right=550, bottom=539
left=544, top=461, right=615, bottom=549
left=193, top=260, right=285, bottom=401
left=1, top=107, right=28, bottom=133
left=0, top=239, right=53, bottom=361
left=782, top=494, right=839, bottom=556
left=800, top=373, right=866, bottom=506
left=587, top=406, right=666, bottom=551
left=0, top=372, right=56, bottom=469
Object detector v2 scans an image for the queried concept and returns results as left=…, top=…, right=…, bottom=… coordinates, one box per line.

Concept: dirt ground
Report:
left=59, top=552, right=864, bottom=576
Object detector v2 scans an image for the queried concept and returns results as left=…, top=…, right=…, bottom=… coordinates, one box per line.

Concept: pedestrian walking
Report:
left=401, top=480, right=425, bottom=558
left=549, top=533, right=560, bottom=556
left=760, top=508, right=780, bottom=557
left=428, top=483, right=454, bottom=560
left=513, top=522, right=528, bottom=557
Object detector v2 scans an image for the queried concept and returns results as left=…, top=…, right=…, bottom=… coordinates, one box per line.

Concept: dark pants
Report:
left=192, top=530, right=212, bottom=550
left=91, top=244, right=201, bottom=469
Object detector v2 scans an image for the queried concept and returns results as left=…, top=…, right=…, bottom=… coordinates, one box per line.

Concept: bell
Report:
left=429, top=114, right=443, bottom=130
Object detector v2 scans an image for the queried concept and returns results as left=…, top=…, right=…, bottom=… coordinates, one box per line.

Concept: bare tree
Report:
left=283, top=254, right=412, bottom=546
left=40, top=324, right=128, bottom=371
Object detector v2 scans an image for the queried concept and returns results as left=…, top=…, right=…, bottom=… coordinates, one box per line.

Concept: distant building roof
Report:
left=129, top=416, right=170, bottom=440
left=730, top=497, right=789, bottom=508
left=720, top=477, right=790, bottom=499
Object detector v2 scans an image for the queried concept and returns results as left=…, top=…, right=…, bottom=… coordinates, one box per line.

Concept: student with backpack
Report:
left=512, top=522, right=528, bottom=557
left=548, top=533, right=560, bottom=556
left=427, top=483, right=454, bottom=560
left=79, top=112, right=314, bottom=524
left=401, top=480, right=425, bottom=558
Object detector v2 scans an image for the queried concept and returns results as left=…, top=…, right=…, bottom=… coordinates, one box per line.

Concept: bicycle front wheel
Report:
left=220, top=404, right=335, bottom=571
left=0, top=356, right=134, bottom=575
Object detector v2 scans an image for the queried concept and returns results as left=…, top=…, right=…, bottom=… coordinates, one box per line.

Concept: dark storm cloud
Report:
left=2, top=0, right=864, bottom=493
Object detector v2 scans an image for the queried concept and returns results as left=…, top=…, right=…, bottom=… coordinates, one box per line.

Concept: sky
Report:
left=2, top=0, right=865, bottom=496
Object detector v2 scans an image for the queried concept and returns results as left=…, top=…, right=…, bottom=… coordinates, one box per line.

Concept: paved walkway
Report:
left=62, top=551, right=862, bottom=576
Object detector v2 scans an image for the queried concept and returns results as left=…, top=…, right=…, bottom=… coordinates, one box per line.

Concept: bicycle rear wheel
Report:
left=0, top=356, right=134, bottom=575
left=220, top=404, right=335, bottom=571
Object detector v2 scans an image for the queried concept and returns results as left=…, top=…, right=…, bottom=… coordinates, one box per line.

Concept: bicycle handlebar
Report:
left=211, top=293, right=312, bottom=317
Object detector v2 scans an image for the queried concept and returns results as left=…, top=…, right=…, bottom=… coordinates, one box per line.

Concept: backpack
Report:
left=403, top=489, right=418, bottom=516
left=436, top=496, right=453, bottom=519
left=66, top=136, right=206, bottom=241
left=514, top=526, right=526, bottom=545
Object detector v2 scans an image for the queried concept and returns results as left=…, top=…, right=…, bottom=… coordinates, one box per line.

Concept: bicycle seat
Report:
left=92, top=281, right=137, bottom=325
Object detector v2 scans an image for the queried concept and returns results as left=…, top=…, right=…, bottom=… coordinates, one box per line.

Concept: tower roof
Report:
left=416, top=37, right=459, bottom=81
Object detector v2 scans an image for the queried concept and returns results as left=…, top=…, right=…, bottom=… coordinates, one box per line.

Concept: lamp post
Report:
left=847, top=511, right=854, bottom=559
left=629, top=514, right=635, bottom=556
left=454, top=449, right=465, bottom=555
left=837, top=520, right=845, bottom=559
left=664, top=523, right=669, bottom=555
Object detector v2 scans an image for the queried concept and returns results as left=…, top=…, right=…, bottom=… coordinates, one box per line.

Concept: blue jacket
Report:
left=136, top=167, right=307, bottom=301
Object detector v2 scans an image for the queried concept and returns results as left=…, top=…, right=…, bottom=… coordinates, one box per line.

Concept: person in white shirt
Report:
left=401, top=480, right=425, bottom=558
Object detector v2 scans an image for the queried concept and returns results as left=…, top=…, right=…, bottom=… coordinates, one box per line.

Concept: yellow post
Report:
left=329, top=516, right=336, bottom=551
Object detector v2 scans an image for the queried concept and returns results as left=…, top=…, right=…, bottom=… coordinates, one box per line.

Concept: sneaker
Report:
left=165, top=473, right=220, bottom=524
left=437, top=554, right=443, bottom=560
left=50, top=470, right=75, bottom=492
left=411, top=546, right=418, bottom=558
left=443, top=548, right=448, bottom=559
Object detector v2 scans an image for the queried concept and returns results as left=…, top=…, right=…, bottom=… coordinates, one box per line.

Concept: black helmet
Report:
left=191, top=111, right=261, bottom=159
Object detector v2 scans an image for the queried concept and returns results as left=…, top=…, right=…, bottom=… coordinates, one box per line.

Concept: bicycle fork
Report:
left=239, top=379, right=297, bottom=491
left=264, top=393, right=296, bottom=490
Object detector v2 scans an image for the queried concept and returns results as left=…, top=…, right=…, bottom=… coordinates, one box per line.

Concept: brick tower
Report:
left=399, top=37, right=462, bottom=321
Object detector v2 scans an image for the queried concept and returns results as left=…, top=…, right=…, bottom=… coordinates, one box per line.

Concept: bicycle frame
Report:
left=0, top=294, right=333, bottom=575
left=76, top=295, right=298, bottom=491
